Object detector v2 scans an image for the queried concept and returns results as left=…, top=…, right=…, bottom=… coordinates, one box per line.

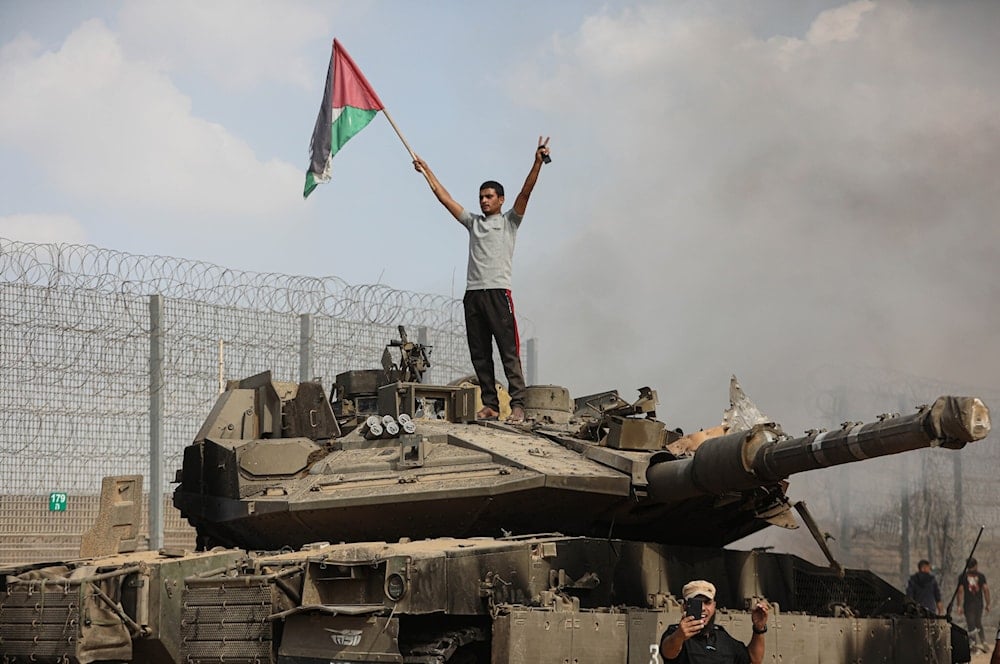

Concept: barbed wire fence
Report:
left=0, top=237, right=500, bottom=564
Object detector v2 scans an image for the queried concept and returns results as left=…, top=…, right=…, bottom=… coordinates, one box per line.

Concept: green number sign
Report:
left=48, top=492, right=68, bottom=512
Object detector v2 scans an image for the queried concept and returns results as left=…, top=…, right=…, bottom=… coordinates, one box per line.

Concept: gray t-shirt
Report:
left=458, top=208, right=522, bottom=290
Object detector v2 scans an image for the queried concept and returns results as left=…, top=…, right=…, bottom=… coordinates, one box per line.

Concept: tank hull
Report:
left=1, top=537, right=963, bottom=663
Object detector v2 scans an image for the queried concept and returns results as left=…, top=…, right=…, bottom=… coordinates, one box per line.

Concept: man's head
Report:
left=968, top=558, right=978, bottom=571
left=682, top=580, right=717, bottom=625
left=918, top=560, right=932, bottom=573
left=479, top=181, right=504, bottom=216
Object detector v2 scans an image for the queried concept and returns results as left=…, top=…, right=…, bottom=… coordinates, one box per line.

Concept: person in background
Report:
left=957, top=558, right=991, bottom=653
left=906, top=558, right=942, bottom=614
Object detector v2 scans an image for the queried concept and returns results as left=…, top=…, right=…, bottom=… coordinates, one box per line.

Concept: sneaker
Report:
left=507, top=406, right=526, bottom=424
left=476, top=406, right=499, bottom=421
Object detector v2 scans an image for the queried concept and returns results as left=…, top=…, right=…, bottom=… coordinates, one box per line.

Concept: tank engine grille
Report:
left=792, top=568, right=886, bottom=617
left=0, top=585, right=82, bottom=662
left=181, top=577, right=278, bottom=663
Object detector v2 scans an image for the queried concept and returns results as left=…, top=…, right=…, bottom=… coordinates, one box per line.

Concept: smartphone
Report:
left=686, top=598, right=704, bottom=620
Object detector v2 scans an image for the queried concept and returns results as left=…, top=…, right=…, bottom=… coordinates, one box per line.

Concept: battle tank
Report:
left=1, top=328, right=992, bottom=663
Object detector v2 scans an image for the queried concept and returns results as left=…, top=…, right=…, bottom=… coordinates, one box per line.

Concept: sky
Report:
left=2, top=0, right=999, bottom=435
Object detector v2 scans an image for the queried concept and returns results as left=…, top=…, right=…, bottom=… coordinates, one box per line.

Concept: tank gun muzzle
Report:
left=647, top=396, right=990, bottom=502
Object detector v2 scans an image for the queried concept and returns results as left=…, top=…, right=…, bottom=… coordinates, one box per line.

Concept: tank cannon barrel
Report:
left=647, top=396, right=991, bottom=502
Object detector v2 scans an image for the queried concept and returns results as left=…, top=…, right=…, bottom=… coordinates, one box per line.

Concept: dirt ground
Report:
left=971, top=650, right=993, bottom=664
left=969, top=633, right=996, bottom=664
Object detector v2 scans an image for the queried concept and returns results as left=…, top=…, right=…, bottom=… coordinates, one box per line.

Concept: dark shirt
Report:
left=906, top=571, right=941, bottom=613
left=661, top=623, right=750, bottom=664
left=959, top=571, right=988, bottom=606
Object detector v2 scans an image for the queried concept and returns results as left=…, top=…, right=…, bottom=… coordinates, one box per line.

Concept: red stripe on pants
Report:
left=505, top=289, right=520, bottom=357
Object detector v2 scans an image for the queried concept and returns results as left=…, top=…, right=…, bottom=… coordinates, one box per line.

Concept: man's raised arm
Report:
left=513, top=136, right=551, bottom=217
left=747, top=601, right=770, bottom=664
left=413, top=156, right=464, bottom=221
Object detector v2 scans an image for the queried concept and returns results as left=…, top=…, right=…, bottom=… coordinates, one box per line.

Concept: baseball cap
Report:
left=682, top=580, right=716, bottom=601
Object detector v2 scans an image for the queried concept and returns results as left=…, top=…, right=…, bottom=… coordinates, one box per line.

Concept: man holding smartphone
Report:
left=659, top=580, right=769, bottom=664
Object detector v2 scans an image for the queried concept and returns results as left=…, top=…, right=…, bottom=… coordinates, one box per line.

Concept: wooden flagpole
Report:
left=382, top=108, right=415, bottom=159
left=382, top=108, right=433, bottom=187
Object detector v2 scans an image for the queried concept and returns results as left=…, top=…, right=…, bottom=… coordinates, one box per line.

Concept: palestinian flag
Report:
left=304, top=39, right=385, bottom=199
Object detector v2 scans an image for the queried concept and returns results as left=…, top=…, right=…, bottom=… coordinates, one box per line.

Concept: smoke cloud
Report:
left=508, top=2, right=1000, bottom=432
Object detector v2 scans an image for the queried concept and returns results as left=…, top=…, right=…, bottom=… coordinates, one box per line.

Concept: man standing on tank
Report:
left=413, top=137, right=551, bottom=423
left=957, top=558, right=991, bottom=652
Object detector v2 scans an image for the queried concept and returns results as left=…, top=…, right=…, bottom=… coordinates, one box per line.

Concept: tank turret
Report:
left=173, top=332, right=992, bottom=551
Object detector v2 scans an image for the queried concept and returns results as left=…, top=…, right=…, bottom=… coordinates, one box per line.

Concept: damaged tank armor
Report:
left=1, top=327, right=992, bottom=663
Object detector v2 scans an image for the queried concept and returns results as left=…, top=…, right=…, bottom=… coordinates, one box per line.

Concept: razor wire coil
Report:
left=0, top=238, right=466, bottom=328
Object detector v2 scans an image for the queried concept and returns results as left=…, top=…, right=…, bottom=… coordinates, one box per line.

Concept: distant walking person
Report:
left=957, top=558, right=991, bottom=652
left=413, top=138, right=551, bottom=423
left=906, top=559, right=942, bottom=614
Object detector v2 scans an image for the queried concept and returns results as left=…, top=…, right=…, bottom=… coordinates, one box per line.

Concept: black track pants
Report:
left=463, top=289, right=527, bottom=410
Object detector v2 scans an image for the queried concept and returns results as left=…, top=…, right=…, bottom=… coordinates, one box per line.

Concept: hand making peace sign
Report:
left=536, top=136, right=552, bottom=164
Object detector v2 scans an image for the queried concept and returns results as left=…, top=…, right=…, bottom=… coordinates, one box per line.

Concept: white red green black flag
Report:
left=304, top=39, right=385, bottom=199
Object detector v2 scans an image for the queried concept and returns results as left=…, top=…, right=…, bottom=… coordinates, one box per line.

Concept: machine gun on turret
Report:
left=381, top=325, right=432, bottom=384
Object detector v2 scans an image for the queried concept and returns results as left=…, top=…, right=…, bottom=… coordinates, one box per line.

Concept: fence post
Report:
left=300, top=314, right=314, bottom=382
left=900, top=455, right=911, bottom=586
left=899, top=396, right=912, bottom=586
left=525, top=337, right=538, bottom=385
left=149, top=294, right=165, bottom=550
left=833, top=388, right=851, bottom=561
